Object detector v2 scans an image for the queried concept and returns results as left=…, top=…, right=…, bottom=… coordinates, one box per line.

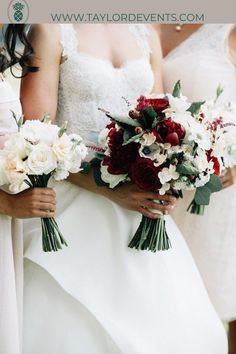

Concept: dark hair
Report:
left=0, top=24, right=38, bottom=76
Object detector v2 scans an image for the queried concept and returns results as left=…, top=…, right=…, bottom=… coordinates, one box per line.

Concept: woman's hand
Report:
left=1, top=188, right=56, bottom=219
left=108, top=183, right=177, bottom=219
left=220, top=166, right=236, bottom=189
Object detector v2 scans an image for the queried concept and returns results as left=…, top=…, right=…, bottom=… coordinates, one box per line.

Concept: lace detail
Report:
left=57, top=25, right=154, bottom=154
left=165, top=24, right=235, bottom=61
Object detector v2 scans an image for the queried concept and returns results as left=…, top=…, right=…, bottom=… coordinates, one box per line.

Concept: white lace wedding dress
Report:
left=164, top=24, right=236, bottom=321
left=23, top=25, right=227, bottom=354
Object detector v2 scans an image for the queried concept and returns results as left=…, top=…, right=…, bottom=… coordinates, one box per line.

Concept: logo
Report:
left=8, top=0, right=29, bottom=23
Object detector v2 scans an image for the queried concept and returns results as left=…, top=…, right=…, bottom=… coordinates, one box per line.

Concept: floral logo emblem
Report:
left=8, top=0, right=29, bottom=23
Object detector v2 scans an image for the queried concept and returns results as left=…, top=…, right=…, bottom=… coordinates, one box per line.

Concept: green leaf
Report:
left=110, top=115, right=140, bottom=127
left=194, top=186, right=211, bottom=206
left=187, top=101, right=205, bottom=115
left=215, top=84, right=224, bottom=102
left=176, top=162, right=199, bottom=176
left=205, top=174, right=222, bottom=193
left=140, top=106, right=157, bottom=129
left=172, top=80, right=181, bottom=98
left=58, top=121, right=68, bottom=137
left=123, top=132, right=143, bottom=146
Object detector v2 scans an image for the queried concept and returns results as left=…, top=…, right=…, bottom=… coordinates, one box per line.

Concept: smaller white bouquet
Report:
left=0, top=114, right=87, bottom=252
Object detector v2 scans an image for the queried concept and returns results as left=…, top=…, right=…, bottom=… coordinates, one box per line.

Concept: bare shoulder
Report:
left=229, top=26, right=236, bottom=52
left=29, top=24, right=62, bottom=60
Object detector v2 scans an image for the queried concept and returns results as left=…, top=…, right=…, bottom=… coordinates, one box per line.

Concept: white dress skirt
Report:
left=23, top=24, right=228, bottom=354
left=164, top=24, right=236, bottom=321
left=0, top=75, right=23, bottom=354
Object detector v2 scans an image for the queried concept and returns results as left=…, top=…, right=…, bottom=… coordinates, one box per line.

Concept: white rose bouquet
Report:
left=0, top=114, right=87, bottom=252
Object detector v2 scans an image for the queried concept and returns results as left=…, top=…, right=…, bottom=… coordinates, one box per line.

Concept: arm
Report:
left=20, top=24, right=176, bottom=218
left=148, top=24, right=164, bottom=93
left=0, top=188, right=56, bottom=218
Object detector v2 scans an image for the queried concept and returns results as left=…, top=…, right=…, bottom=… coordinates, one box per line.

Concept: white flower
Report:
left=52, top=134, right=73, bottom=162
left=139, top=144, right=167, bottom=166
left=195, top=173, right=211, bottom=187
left=4, top=134, right=29, bottom=159
left=101, top=165, right=128, bottom=188
left=26, top=144, right=57, bottom=175
left=187, top=120, right=212, bottom=150
left=21, top=120, right=59, bottom=145
left=167, top=94, right=191, bottom=113
left=194, top=150, right=210, bottom=172
left=158, top=165, right=179, bottom=184
left=159, top=183, right=170, bottom=195
left=54, top=168, right=70, bottom=181
left=4, top=153, right=28, bottom=193
left=0, top=155, right=8, bottom=186
left=140, top=133, right=156, bottom=146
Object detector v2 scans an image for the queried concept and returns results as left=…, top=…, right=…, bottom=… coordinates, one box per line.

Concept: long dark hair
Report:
left=0, top=24, right=38, bottom=76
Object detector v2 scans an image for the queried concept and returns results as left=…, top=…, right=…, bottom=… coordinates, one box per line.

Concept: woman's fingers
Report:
left=141, top=199, right=174, bottom=213
left=137, top=206, right=162, bottom=219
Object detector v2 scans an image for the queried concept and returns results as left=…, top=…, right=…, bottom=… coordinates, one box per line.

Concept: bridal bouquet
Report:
left=92, top=81, right=232, bottom=252
left=0, top=114, right=87, bottom=252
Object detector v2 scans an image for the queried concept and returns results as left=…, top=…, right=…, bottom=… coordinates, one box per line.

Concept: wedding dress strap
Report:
left=128, top=24, right=152, bottom=57
left=59, top=24, right=77, bottom=57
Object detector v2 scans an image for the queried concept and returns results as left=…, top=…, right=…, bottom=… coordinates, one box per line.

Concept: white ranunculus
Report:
left=52, top=134, right=73, bottom=162
left=26, top=144, right=57, bottom=175
left=101, top=165, right=128, bottom=188
left=158, top=165, right=179, bottom=185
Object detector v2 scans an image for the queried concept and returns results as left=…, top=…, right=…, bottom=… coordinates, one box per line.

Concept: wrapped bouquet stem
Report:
left=128, top=200, right=171, bottom=251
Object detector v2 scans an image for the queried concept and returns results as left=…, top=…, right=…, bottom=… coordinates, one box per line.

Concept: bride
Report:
left=20, top=24, right=227, bottom=354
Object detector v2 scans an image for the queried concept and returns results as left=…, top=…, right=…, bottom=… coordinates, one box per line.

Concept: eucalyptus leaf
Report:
left=176, top=162, right=199, bottom=176
left=205, top=174, right=222, bottom=193
left=194, top=186, right=211, bottom=206
left=172, top=80, right=181, bottom=98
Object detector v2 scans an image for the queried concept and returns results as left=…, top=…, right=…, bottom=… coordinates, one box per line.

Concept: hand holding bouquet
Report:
left=0, top=114, right=87, bottom=252
left=92, top=82, right=235, bottom=252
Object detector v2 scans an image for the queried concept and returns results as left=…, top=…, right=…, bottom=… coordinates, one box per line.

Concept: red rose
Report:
left=104, top=129, right=140, bottom=174
left=207, top=149, right=221, bottom=176
left=130, top=158, right=161, bottom=191
left=154, top=119, right=186, bottom=146
left=136, top=96, right=169, bottom=114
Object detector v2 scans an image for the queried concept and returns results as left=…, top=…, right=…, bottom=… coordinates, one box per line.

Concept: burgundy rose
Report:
left=136, top=96, right=169, bottom=114
left=154, top=119, right=186, bottom=146
left=104, top=130, right=140, bottom=174
left=106, top=121, right=116, bottom=129
left=207, top=149, right=221, bottom=176
left=130, top=158, right=161, bottom=191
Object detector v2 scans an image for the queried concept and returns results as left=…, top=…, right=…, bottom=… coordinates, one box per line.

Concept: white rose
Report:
left=4, top=133, right=29, bottom=159
left=101, top=165, right=128, bottom=188
left=21, top=120, right=59, bottom=145
left=26, top=144, right=57, bottom=175
left=52, top=134, right=73, bottom=162
left=4, top=153, right=28, bottom=193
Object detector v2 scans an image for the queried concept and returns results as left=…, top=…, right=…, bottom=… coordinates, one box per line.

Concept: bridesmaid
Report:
left=159, top=23, right=236, bottom=354
left=0, top=24, right=56, bottom=354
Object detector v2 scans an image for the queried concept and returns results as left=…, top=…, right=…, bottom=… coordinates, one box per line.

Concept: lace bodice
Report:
left=164, top=24, right=236, bottom=103
left=57, top=24, right=154, bottom=148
